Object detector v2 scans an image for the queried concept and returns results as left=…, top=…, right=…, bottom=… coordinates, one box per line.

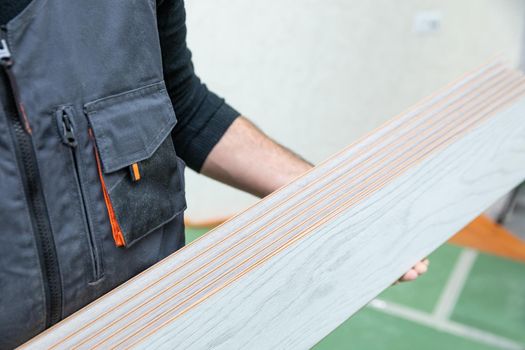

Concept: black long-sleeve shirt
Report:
left=0, top=0, right=239, bottom=171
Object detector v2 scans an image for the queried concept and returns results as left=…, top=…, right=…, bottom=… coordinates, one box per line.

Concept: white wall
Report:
left=184, top=0, right=525, bottom=222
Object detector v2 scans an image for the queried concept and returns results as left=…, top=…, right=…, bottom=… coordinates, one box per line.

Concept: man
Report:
left=0, top=0, right=428, bottom=347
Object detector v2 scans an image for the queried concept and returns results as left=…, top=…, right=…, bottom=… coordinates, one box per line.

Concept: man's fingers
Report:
left=395, top=258, right=431, bottom=284
left=399, top=258, right=430, bottom=282
left=413, top=261, right=428, bottom=274
left=400, top=269, right=418, bottom=281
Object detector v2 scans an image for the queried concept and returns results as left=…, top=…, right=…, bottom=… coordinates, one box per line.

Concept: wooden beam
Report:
left=21, top=61, right=525, bottom=349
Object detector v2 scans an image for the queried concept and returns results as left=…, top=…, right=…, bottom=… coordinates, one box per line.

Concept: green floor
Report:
left=186, top=228, right=525, bottom=350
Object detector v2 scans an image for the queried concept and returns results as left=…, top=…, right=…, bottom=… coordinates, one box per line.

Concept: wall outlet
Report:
left=413, top=11, right=443, bottom=34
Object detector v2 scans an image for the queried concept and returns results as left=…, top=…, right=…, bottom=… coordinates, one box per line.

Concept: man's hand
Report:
left=202, top=116, right=430, bottom=283
left=397, top=258, right=430, bottom=283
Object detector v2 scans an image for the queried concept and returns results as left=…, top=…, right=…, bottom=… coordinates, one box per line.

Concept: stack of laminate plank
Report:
left=21, top=60, right=525, bottom=349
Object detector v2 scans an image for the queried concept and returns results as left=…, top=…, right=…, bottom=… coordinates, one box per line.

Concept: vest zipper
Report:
left=60, top=109, right=102, bottom=280
left=1, top=32, right=63, bottom=327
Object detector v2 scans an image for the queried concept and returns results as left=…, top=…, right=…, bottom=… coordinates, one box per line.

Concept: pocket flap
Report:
left=84, top=81, right=176, bottom=173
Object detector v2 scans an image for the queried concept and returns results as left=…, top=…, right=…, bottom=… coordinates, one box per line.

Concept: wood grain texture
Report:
left=21, top=62, right=525, bottom=349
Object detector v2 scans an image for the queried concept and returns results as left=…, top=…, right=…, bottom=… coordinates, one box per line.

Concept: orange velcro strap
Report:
left=89, top=129, right=126, bottom=247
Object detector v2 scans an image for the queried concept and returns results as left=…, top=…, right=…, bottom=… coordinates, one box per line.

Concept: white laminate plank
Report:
left=136, top=98, right=525, bottom=350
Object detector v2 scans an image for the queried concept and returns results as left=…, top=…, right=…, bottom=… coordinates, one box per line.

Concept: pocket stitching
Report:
left=84, top=81, right=166, bottom=112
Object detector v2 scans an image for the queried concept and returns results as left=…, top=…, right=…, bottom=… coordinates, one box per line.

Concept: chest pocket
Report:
left=85, top=81, right=186, bottom=248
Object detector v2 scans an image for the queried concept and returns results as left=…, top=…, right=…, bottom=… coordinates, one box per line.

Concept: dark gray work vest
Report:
left=0, top=1, right=186, bottom=347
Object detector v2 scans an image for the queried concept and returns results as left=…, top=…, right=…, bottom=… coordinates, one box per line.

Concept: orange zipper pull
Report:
left=129, top=162, right=141, bottom=182
left=89, top=129, right=126, bottom=247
